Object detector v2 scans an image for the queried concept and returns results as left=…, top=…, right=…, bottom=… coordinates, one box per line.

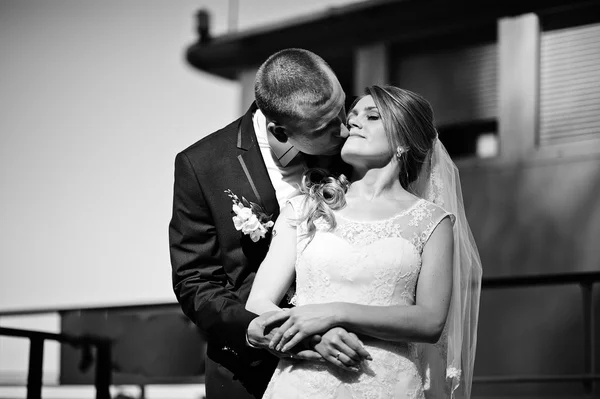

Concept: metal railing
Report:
left=1, top=271, right=598, bottom=398
left=0, top=327, right=111, bottom=399
left=474, top=271, right=599, bottom=396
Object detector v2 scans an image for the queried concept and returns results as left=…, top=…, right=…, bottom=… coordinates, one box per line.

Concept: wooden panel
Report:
left=460, top=156, right=600, bottom=278
left=473, top=284, right=592, bottom=397
left=392, top=43, right=497, bottom=126
left=540, top=23, right=600, bottom=145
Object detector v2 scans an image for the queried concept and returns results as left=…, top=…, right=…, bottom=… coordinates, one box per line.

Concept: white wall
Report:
left=0, top=0, right=240, bottom=312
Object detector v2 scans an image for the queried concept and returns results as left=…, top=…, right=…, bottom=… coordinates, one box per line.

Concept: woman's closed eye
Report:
left=347, top=112, right=379, bottom=128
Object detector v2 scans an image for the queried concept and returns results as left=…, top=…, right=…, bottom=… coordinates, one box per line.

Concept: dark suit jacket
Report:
left=169, top=103, right=280, bottom=398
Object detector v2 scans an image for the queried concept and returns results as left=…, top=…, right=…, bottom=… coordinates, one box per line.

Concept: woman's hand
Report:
left=269, top=327, right=373, bottom=372
left=312, top=327, right=372, bottom=372
left=265, top=303, right=342, bottom=352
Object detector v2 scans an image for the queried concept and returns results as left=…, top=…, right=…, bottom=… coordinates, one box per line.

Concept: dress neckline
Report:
left=334, top=198, right=424, bottom=224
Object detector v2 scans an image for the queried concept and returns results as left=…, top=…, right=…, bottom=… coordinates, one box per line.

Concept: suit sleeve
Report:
left=169, top=151, right=259, bottom=356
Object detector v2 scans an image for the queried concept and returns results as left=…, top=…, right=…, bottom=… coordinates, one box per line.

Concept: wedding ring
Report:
left=335, top=351, right=341, bottom=360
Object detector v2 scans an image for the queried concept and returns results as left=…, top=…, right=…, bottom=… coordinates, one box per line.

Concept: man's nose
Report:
left=336, top=124, right=349, bottom=139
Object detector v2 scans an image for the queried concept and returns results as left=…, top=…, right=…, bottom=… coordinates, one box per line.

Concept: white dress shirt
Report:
left=252, top=109, right=306, bottom=209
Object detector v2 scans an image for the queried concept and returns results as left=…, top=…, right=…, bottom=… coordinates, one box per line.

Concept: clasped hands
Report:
left=247, top=305, right=372, bottom=371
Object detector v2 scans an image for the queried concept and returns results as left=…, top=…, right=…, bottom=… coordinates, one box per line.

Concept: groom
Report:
left=170, top=49, right=359, bottom=399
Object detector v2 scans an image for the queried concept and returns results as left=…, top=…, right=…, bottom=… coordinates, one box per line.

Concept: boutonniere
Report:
left=225, top=189, right=274, bottom=242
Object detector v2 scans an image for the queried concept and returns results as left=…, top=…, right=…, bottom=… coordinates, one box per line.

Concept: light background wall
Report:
left=0, top=0, right=239, bottom=313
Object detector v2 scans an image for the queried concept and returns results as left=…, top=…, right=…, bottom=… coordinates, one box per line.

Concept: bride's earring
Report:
left=395, top=146, right=408, bottom=160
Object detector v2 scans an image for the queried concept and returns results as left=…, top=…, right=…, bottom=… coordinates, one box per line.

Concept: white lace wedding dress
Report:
left=262, top=195, right=454, bottom=399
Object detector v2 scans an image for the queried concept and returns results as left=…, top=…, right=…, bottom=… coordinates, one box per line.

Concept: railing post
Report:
left=27, top=337, right=44, bottom=399
left=95, top=339, right=112, bottom=399
left=581, top=281, right=595, bottom=395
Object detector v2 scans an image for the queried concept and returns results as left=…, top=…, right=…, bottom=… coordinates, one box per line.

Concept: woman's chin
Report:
left=340, top=149, right=357, bottom=166
left=341, top=141, right=360, bottom=163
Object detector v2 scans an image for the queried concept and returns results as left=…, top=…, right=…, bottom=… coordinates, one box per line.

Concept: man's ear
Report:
left=267, top=122, right=288, bottom=143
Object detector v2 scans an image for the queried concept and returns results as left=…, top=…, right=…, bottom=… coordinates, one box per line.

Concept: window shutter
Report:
left=540, top=23, right=600, bottom=145
left=393, top=43, right=498, bottom=126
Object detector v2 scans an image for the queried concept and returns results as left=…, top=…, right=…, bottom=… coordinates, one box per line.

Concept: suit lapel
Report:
left=236, top=103, right=280, bottom=220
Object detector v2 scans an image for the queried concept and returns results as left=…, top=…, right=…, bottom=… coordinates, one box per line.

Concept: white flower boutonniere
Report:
left=225, top=189, right=274, bottom=242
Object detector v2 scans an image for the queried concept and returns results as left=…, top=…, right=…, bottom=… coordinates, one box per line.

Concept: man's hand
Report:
left=311, top=327, right=372, bottom=371
left=247, top=311, right=283, bottom=349
left=247, top=311, right=321, bottom=361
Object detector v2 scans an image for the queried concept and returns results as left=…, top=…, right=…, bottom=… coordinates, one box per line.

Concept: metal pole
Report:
left=94, top=340, right=112, bottom=399
left=26, top=338, right=44, bottom=399
left=581, top=282, right=595, bottom=395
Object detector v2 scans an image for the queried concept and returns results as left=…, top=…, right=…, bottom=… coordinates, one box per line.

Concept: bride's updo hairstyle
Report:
left=367, top=85, right=437, bottom=190
left=297, top=168, right=350, bottom=243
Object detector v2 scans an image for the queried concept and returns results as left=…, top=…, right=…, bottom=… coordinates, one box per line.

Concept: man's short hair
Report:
left=254, top=48, right=334, bottom=124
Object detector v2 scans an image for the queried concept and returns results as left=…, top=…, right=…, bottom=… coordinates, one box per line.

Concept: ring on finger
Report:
left=335, top=351, right=341, bottom=360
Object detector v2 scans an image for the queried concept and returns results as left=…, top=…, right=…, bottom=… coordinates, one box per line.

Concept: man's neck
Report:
left=255, top=109, right=299, bottom=167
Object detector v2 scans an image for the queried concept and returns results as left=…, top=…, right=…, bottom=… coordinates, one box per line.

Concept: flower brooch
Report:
left=225, top=189, right=274, bottom=242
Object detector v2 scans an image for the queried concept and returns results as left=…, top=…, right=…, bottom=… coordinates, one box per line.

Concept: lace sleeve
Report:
left=405, top=201, right=455, bottom=255
left=421, top=206, right=456, bottom=250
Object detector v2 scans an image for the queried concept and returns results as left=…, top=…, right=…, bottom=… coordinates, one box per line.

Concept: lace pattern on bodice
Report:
left=335, top=199, right=447, bottom=253
left=291, top=197, right=453, bottom=308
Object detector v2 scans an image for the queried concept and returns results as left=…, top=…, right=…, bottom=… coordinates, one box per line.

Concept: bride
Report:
left=246, top=85, right=482, bottom=398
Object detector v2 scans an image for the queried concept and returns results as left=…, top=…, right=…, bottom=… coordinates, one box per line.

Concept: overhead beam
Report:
left=185, top=0, right=588, bottom=79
